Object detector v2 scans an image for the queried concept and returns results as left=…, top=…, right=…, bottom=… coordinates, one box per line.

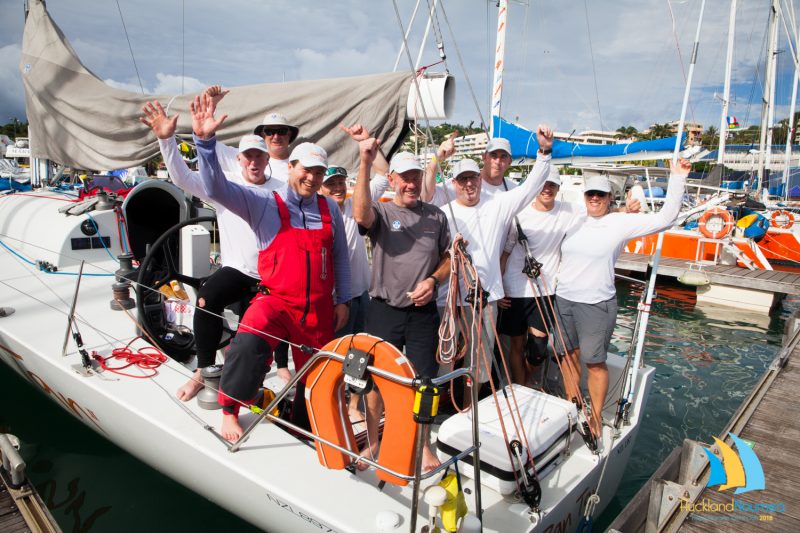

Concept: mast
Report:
left=489, top=0, right=509, bottom=137
left=782, top=18, right=800, bottom=200
left=621, top=0, right=708, bottom=418
left=757, top=0, right=780, bottom=196
left=718, top=0, right=737, bottom=165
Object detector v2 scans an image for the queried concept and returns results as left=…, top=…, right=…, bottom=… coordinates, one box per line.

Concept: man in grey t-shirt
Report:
left=353, top=140, right=450, bottom=472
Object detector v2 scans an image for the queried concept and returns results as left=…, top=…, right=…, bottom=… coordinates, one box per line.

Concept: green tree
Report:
left=615, top=125, right=638, bottom=140
left=701, top=125, right=718, bottom=148
left=0, top=119, right=28, bottom=139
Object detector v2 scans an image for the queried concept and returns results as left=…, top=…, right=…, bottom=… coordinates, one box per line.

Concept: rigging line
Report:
left=393, top=0, right=423, bottom=72
left=438, top=0, right=488, bottom=129
left=114, top=0, right=145, bottom=95
left=582, top=0, right=605, bottom=132
left=0, top=231, right=306, bottom=352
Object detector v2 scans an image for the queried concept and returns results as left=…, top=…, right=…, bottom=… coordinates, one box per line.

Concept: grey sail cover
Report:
left=20, top=0, right=411, bottom=171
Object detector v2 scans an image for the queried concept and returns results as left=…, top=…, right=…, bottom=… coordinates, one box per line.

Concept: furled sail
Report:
left=20, top=0, right=412, bottom=171
left=492, top=116, right=683, bottom=163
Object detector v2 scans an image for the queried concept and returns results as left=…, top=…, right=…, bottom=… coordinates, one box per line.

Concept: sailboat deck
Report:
left=615, top=252, right=800, bottom=295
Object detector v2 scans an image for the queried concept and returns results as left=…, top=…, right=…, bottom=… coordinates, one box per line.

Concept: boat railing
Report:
left=228, top=349, right=480, bottom=481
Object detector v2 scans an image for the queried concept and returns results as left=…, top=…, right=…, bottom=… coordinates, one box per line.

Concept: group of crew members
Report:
left=140, top=87, right=689, bottom=466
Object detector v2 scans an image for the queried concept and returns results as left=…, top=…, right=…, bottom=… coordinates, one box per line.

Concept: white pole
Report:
left=782, top=20, right=800, bottom=200
left=489, top=0, right=509, bottom=137
left=765, top=4, right=781, bottom=193
left=623, top=0, right=707, bottom=409
left=718, top=0, right=738, bottom=165
left=414, top=0, right=439, bottom=70
left=758, top=1, right=780, bottom=196
left=393, top=0, right=423, bottom=72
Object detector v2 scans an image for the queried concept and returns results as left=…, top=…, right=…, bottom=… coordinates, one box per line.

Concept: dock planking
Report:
left=0, top=484, right=31, bottom=533
left=678, top=337, right=800, bottom=532
left=615, top=252, right=800, bottom=295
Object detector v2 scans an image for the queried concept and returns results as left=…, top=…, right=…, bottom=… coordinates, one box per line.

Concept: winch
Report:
left=196, top=364, right=224, bottom=410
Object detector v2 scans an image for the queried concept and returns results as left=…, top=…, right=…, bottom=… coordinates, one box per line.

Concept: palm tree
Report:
left=649, top=123, right=672, bottom=139
left=701, top=125, right=718, bottom=148
left=615, top=126, right=638, bottom=141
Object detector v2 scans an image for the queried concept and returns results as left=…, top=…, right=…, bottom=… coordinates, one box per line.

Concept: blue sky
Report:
left=0, top=0, right=796, bottom=135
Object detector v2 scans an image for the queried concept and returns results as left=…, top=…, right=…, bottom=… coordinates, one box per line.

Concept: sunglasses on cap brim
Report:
left=325, top=167, right=347, bottom=178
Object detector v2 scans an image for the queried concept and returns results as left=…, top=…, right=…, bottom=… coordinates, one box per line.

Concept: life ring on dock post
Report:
left=697, top=207, right=734, bottom=239
left=770, top=210, right=795, bottom=229
left=304, top=334, right=419, bottom=486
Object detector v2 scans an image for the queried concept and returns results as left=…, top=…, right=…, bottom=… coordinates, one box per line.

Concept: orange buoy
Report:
left=304, top=334, right=419, bottom=486
left=697, top=207, right=734, bottom=239
left=770, top=209, right=795, bottom=229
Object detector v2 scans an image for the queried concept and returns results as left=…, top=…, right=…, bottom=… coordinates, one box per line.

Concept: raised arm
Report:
left=422, top=132, right=456, bottom=203
left=353, top=138, right=380, bottom=229
left=190, top=94, right=271, bottom=226
left=340, top=123, right=390, bottom=176
left=494, top=125, right=554, bottom=221
left=140, top=100, right=210, bottom=200
left=621, top=158, right=689, bottom=239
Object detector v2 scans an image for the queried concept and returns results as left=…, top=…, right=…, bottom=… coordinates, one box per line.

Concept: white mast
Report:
left=758, top=0, right=780, bottom=196
left=489, top=0, right=509, bottom=136
left=782, top=17, right=800, bottom=200
left=718, top=0, right=738, bottom=165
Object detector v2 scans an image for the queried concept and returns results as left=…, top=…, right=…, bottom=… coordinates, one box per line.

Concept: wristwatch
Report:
left=538, top=147, right=552, bottom=155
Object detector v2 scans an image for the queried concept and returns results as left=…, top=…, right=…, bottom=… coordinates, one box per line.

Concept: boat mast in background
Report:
left=781, top=4, right=800, bottom=200
left=489, top=0, right=508, bottom=137
left=717, top=0, right=737, bottom=166
left=757, top=0, right=780, bottom=197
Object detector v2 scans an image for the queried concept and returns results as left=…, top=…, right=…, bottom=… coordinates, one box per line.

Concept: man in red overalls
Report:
left=189, top=94, right=351, bottom=441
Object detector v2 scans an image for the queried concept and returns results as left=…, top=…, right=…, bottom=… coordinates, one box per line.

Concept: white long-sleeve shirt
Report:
left=439, top=155, right=551, bottom=305
left=556, top=171, right=687, bottom=304
left=431, top=175, right=517, bottom=206
left=341, top=175, right=389, bottom=299
left=158, top=138, right=284, bottom=279
left=502, top=199, right=580, bottom=298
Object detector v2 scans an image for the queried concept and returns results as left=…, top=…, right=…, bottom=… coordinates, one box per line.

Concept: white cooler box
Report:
left=436, top=384, right=577, bottom=495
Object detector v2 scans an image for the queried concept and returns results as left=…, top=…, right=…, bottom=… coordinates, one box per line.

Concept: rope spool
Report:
left=697, top=207, right=734, bottom=239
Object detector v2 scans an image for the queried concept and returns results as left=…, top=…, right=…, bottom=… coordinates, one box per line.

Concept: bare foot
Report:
left=221, top=413, right=244, bottom=442
left=422, top=443, right=441, bottom=472
left=176, top=369, right=204, bottom=401
left=277, top=367, right=292, bottom=384
left=355, top=443, right=379, bottom=471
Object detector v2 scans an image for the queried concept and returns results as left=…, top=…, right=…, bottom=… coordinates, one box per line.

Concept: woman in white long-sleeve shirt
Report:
left=555, top=158, right=690, bottom=435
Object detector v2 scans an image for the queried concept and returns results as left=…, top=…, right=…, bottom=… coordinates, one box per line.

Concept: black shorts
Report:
left=365, top=298, right=440, bottom=378
left=497, top=296, right=554, bottom=337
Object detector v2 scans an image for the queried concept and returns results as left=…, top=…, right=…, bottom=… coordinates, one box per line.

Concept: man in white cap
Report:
left=497, top=166, right=578, bottom=386
left=203, top=85, right=297, bottom=181
left=353, top=142, right=451, bottom=471
left=423, top=135, right=518, bottom=206
left=140, top=100, right=284, bottom=402
left=438, top=125, right=554, bottom=406
left=188, top=93, right=351, bottom=442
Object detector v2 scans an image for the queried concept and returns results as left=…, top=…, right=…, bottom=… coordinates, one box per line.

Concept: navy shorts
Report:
left=497, top=296, right=554, bottom=337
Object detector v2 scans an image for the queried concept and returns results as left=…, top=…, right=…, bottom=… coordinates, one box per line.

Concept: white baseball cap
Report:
left=253, top=112, right=299, bottom=142
left=451, top=159, right=481, bottom=180
left=583, top=175, right=612, bottom=193
left=485, top=137, right=512, bottom=156
left=238, top=134, right=268, bottom=153
left=389, top=152, right=423, bottom=174
left=545, top=166, right=562, bottom=187
left=289, top=142, right=328, bottom=169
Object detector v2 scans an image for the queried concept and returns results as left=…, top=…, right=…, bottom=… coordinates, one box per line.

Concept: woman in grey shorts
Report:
left=554, top=158, right=690, bottom=435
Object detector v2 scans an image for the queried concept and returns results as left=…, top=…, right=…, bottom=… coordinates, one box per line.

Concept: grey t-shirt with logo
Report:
left=365, top=200, right=451, bottom=308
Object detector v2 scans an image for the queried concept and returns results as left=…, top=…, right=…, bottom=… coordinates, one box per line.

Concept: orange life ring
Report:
left=770, top=210, right=795, bottom=229
left=697, top=207, right=734, bottom=239
left=305, top=334, right=418, bottom=486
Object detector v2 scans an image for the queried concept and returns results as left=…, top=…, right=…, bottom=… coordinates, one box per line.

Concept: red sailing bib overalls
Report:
left=218, top=191, right=336, bottom=412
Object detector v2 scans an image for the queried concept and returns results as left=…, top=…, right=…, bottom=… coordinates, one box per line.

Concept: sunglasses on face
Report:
left=584, top=191, right=609, bottom=199
left=261, top=127, right=289, bottom=137
left=455, top=174, right=480, bottom=184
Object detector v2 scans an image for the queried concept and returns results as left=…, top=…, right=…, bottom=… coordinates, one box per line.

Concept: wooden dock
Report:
left=616, top=252, right=800, bottom=295
left=607, top=312, right=800, bottom=532
left=0, top=435, right=60, bottom=533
